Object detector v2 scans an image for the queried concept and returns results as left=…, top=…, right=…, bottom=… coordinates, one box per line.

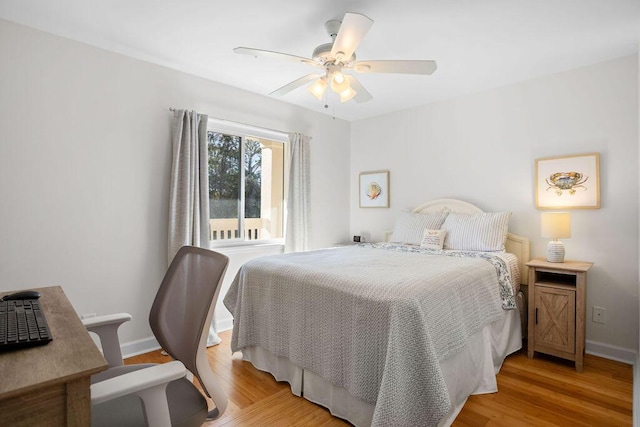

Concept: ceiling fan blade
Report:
left=234, top=47, right=318, bottom=67
left=346, top=75, right=373, bottom=103
left=270, top=73, right=323, bottom=96
left=331, top=13, right=374, bottom=62
left=353, top=60, right=437, bottom=75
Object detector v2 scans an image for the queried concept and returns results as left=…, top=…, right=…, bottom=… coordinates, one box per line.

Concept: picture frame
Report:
left=359, top=170, right=390, bottom=208
left=535, top=152, right=600, bottom=209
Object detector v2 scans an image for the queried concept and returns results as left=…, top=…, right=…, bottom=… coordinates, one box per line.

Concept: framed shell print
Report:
left=359, top=170, right=389, bottom=208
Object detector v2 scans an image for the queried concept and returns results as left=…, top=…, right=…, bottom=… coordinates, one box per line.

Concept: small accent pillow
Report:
left=441, top=211, right=511, bottom=251
left=390, top=210, right=449, bottom=245
left=420, top=229, right=447, bottom=250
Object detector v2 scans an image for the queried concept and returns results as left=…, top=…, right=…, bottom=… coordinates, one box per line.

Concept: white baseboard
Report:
left=121, top=336, right=161, bottom=359
left=120, top=336, right=637, bottom=371
left=119, top=320, right=234, bottom=360
left=215, top=317, right=234, bottom=333
left=585, top=339, right=636, bottom=365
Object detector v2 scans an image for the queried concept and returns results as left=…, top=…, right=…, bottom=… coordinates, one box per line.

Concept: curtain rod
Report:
left=169, top=108, right=289, bottom=137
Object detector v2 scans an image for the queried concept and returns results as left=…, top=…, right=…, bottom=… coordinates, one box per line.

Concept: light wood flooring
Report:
left=126, top=330, right=633, bottom=426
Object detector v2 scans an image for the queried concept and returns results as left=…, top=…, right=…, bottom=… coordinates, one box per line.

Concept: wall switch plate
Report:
left=592, top=306, right=606, bottom=324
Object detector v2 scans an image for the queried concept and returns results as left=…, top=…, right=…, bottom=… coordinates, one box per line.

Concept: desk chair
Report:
left=83, top=246, right=229, bottom=427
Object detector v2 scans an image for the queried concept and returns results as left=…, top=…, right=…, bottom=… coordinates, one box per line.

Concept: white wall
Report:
left=0, top=19, right=351, bottom=346
left=2, top=16, right=637, bottom=361
left=633, top=46, right=640, bottom=427
left=351, top=55, right=639, bottom=356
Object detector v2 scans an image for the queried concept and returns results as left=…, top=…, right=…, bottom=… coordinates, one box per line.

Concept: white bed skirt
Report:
left=240, top=308, right=522, bottom=427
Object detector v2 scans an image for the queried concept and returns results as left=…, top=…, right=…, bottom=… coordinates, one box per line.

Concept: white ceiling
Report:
left=1, top=0, right=638, bottom=121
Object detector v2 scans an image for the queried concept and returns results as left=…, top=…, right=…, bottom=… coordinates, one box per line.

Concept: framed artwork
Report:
left=535, top=152, right=600, bottom=209
left=359, top=170, right=389, bottom=208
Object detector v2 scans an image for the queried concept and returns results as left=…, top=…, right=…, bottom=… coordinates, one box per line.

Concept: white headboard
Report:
left=384, top=198, right=530, bottom=285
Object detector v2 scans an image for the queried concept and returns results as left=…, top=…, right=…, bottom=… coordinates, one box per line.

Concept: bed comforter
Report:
left=223, top=244, right=516, bottom=426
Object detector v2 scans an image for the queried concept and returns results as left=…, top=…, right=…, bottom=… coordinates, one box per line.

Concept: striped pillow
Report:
left=390, top=210, right=449, bottom=245
left=441, top=212, right=511, bottom=251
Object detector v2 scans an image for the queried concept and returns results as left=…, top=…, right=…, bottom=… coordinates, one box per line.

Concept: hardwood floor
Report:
left=125, top=331, right=633, bottom=426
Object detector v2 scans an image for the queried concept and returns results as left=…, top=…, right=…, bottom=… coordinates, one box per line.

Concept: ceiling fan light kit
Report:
left=330, top=71, right=350, bottom=93
left=234, top=12, right=437, bottom=104
left=307, top=77, right=328, bottom=100
left=339, top=86, right=357, bottom=102
left=307, top=73, right=359, bottom=103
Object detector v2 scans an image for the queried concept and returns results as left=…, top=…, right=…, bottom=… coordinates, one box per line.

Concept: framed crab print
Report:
left=359, top=170, right=389, bottom=208
left=535, top=152, right=600, bottom=209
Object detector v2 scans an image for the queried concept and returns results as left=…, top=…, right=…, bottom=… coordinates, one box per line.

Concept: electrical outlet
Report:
left=592, top=306, right=606, bottom=324
left=81, top=313, right=96, bottom=320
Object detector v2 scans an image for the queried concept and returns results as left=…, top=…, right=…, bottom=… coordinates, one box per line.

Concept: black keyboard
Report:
left=0, top=298, right=52, bottom=351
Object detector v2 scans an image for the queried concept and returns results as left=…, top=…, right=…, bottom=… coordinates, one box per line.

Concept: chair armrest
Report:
left=82, top=313, right=132, bottom=329
left=83, top=313, right=132, bottom=367
left=91, top=361, right=186, bottom=427
left=91, top=360, right=186, bottom=404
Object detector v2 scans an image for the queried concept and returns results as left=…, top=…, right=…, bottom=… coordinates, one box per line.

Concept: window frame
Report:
left=206, top=118, right=288, bottom=248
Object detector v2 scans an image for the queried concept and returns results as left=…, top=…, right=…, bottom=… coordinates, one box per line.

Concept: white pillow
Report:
left=390, top=210, right=449, bottom=245
left=420, top=229, right=447, bottom=250
left=441, top=212, right=511, bottom=251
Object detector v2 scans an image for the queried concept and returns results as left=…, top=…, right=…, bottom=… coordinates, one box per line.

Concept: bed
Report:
left=223, top=199, right=529, bottom=426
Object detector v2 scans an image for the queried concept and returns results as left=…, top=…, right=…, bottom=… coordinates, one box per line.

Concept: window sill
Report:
left=209, top=241, right=285, bottom=255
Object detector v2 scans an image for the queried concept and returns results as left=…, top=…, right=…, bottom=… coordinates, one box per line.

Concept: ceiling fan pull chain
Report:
left=324, top=85, right=329, bottom=110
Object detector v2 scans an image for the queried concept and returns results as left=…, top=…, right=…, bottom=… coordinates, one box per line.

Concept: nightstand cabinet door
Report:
left=534, top=285, right=576, bottom=355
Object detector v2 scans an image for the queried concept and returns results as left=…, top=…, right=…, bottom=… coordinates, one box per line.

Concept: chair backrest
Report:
left=150, top=246, right=229, bottom=399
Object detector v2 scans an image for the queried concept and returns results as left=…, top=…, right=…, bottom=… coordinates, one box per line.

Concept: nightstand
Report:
left=526, top=258, right=593, bottom=372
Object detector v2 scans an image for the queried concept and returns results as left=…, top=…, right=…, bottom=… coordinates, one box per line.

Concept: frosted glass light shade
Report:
left=541, top=212, right=571, bottom=239
left=330, top=72, right=350, bottom=93
left=339, top=86, right=357, bottom=102
left=307, top=78, right=327, bottom=100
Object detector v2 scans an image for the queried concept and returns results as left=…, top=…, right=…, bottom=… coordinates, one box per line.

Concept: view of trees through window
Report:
left=207, top=131, right=284, bottom=242
left=207, top=132, right=262, bottom=219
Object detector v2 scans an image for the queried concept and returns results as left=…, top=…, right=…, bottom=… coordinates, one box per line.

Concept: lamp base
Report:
left=546, top=240, right=565, bottom=263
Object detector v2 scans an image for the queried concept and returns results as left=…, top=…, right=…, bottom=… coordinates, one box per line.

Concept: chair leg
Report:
left=196, top=359, right=228, bottom=417
left=206, top=407, right=220, bottom=420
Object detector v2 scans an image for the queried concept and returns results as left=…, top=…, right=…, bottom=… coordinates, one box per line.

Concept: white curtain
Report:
left=285, top=132, right=311, bottom=252
left=168, top=109, right=221, bottom=346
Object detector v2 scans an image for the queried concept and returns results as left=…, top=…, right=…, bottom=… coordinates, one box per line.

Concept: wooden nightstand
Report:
left=526, top=258, right=593, bottom=372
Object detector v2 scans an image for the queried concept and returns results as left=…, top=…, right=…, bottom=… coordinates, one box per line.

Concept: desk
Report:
left=0, top=286, right=108, bottom=426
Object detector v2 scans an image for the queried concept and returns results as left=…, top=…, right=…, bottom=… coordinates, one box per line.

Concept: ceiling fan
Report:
left=234, top=12, right=437, bottom=103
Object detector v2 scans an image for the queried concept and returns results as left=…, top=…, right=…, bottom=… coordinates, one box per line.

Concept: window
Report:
left=207, top=120, right=286, bottom=245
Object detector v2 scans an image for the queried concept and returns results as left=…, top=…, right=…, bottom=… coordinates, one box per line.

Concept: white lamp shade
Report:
left=541, top=212, right=571, bottom=239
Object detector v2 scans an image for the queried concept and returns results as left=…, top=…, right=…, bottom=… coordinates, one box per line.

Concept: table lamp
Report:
left=541, top=212, right=571, bottom=263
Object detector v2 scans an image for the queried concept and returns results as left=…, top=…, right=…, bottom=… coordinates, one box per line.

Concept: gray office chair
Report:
left=83, top=246, right=229, bottom=427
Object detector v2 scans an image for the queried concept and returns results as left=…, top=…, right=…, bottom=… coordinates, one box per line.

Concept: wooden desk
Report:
left=0, top=286, right=108, bottom=426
